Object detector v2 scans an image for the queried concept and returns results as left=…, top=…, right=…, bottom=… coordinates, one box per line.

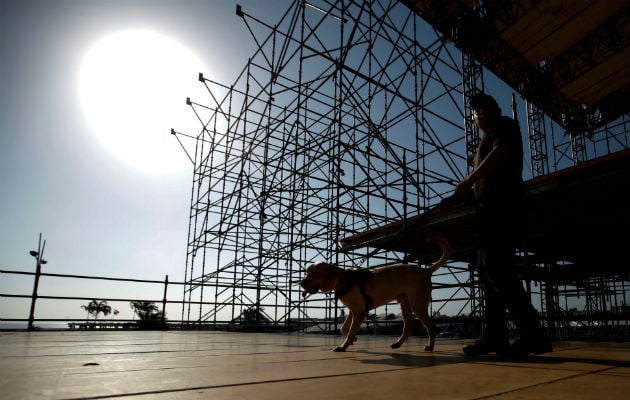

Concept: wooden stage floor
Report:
left=1, top=330, right=628, bottom=399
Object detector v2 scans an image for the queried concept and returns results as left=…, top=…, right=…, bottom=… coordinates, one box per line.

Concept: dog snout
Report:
left=299, top=273, right=320, bottom=297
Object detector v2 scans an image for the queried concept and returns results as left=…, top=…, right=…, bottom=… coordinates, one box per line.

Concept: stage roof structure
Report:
left=400, top=0, right=630, bottom=136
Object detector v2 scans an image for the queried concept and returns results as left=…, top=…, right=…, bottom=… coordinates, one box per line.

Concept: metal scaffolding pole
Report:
left=170, top=0, right=630, bottom=339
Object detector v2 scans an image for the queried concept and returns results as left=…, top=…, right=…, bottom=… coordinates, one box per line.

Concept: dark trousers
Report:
left=477, top=241, right=543, bottom=342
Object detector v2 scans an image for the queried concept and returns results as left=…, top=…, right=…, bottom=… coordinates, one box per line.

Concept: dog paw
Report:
left=423, top=345, right=434, bottom=351
left=390, top=342, right=402, bottom=349
left=333, top=346, right=346, bottom=352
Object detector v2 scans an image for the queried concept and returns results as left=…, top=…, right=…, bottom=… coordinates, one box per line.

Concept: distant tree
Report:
left=81, top=299, right=112, bottom=322
left=81, top=301, right=96, bottom=321
left=130, top=300, right=165, bottom=329
left=233, top=305, right=270, bottom=325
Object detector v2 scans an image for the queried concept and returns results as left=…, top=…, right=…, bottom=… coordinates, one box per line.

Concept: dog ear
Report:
left=304, top=262, right=321, bottom=274
left=318, top=263, right=338, bottom=293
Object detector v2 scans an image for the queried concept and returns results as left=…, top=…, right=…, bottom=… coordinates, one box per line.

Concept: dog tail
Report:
left=425, top=237, right=451, bottom=274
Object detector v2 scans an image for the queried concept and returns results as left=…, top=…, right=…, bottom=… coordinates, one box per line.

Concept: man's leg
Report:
left=463, top=248, right=510, bottom=356
left=482, top=245, right=552, bottom=355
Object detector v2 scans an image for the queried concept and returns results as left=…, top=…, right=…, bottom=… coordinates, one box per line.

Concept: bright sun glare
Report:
left=79, top=30, right=205, bottom=174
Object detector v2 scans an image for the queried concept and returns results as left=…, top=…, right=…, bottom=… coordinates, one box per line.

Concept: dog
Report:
left=300, top=237, right=451, bottom=352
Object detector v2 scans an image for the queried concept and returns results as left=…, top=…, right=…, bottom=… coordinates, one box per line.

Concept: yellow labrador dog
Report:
left=300, top=237, right=451, bottom=352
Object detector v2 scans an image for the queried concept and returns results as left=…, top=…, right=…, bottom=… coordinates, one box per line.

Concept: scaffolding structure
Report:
left=173, top=0, right=629, bottom=339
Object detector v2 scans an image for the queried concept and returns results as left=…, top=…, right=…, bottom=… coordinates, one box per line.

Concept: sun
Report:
left=78, top=29, right=205, bottom=174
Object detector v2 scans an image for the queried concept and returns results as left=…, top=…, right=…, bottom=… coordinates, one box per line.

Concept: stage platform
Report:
left=1, top=330, right=628, bottom=399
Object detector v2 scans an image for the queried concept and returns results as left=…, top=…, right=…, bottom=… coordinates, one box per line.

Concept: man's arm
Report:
left=455, top=140, right=514, bottom=197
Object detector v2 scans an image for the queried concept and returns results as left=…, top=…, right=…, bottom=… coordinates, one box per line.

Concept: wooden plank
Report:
left=559, top=48, right=630, bottom=105
left=340, top=149, right=630, bottom=268
left=522, top=1, right=629, bottom=63
left=1, top=331, right=628, bottom=400
left=500, top=0, right=595, bottom=58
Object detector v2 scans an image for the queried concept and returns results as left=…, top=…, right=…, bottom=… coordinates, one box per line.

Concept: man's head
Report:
left=470, top=93, right=500, bottom=131
left=470, top=93, right=498, bottom=111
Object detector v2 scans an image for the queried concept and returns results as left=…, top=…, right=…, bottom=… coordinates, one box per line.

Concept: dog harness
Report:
left=335, top=269, right=373, bottom=310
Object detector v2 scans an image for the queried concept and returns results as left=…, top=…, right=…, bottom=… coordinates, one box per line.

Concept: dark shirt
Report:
left=475, top=116, right=525, bottom=245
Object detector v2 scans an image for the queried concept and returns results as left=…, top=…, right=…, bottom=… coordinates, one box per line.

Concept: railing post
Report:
left=162, top=275, right=168, bottom=327
left=28, top=233, right=46, bottom=331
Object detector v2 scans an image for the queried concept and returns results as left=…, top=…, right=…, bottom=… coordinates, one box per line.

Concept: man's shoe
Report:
left=463, top=339, right=508, bottom=356
left=505, top=338, right=552, bottom=357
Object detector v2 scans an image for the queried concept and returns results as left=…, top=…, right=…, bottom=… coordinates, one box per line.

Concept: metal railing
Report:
left=1, top=267, right=177, bottom=330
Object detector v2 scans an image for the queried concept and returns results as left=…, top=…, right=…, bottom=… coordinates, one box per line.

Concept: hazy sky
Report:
left=0, top=0, right=287, bottom=321
left=0, top=0, right=576, bottom=324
